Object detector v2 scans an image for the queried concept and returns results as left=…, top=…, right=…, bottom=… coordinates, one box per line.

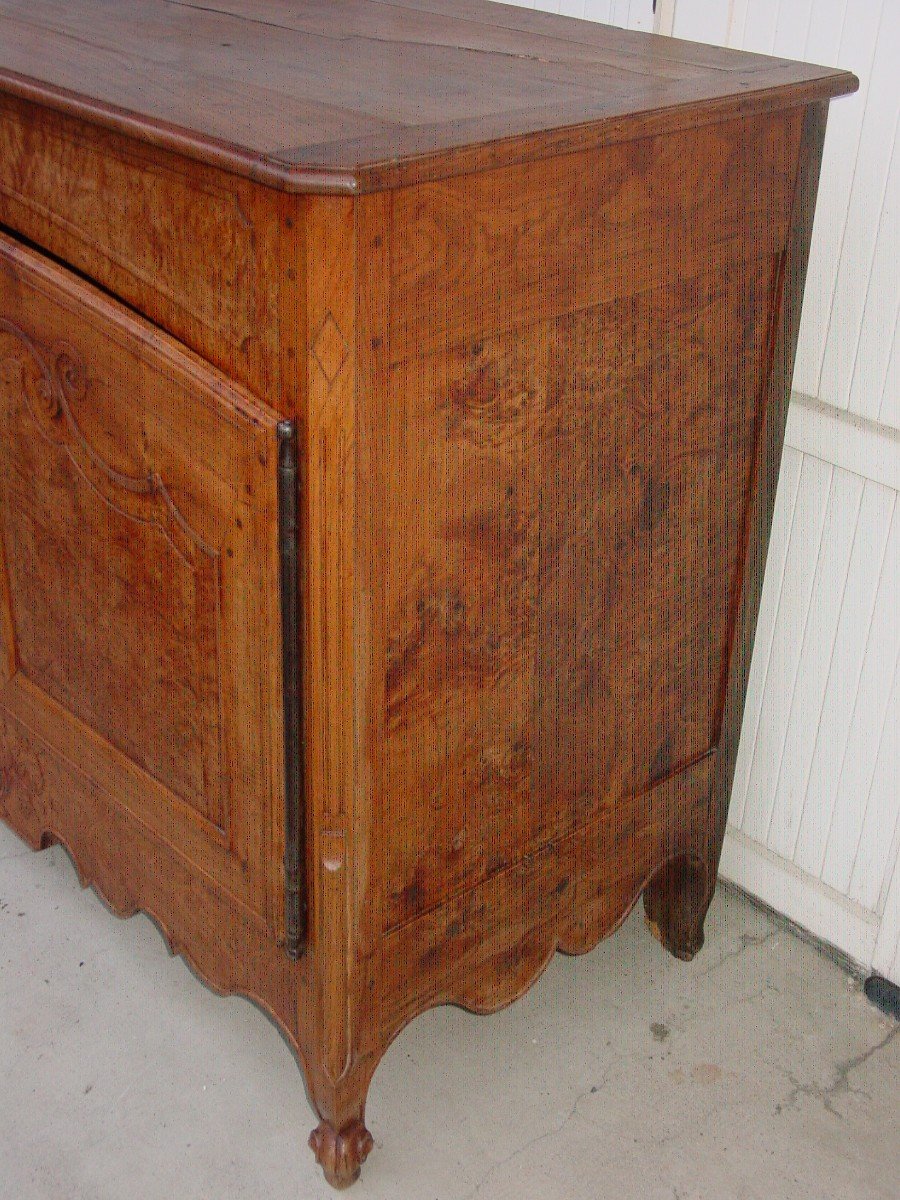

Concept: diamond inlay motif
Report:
left=310, top=311, right=349, bottom=386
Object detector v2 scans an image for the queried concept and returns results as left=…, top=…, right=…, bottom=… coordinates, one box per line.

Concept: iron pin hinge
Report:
left=277, top=419, right=306, bottom=959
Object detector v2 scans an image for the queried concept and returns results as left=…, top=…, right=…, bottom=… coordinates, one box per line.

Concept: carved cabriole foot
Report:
left=643, top=854, right=711, bottom=962
left=309, top=1118, right=374, bottom=1189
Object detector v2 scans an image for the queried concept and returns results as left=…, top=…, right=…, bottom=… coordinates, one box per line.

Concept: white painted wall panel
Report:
left=791, top=478, right=894, bottom=877
left=727, top=448, right=804, bottom=830
left=666, top=0, right=730, bottom=44
left=847, top=122, right=899, bottom=421
left=502, top=0, right=655, bottom=30
left=763, top=466, right=863, bottom=863
left=740, top=453, right=833, bottom=848
left=850, top=661, right=900, bottom=911
left=822, top=504, right=900, bottom=894
left=773, top=1, right=815, bottom=57
left=819, top=15, right=900, bottom=417
left=792, top=6, right=879, bottom=405
left=708, top=402, right=898, bottom=976
left=873, top=851, right=900, bottom=981
left=881, top=315, right=900, bottom=429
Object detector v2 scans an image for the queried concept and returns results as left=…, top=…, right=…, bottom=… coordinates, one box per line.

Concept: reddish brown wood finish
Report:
left=0, top=2, right=855, bottom=1189
left=0, top=0, right=854, bottom=190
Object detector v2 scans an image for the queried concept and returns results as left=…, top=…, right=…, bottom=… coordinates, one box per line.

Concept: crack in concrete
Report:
left=460, top=1068, right=611, bottom=1200
left=692, top=929, right=777, bottom=980
left=777, top=1024, right=899, bottom=1119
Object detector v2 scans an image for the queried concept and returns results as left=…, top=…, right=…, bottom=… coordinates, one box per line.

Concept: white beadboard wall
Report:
left=499, top=0, right=900, bottom=981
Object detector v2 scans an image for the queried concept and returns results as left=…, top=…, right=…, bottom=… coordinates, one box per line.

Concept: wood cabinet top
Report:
left=0, top=0, right=857, bottom=192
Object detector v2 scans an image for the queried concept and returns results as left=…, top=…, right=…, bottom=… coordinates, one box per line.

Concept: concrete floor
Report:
left=1, top=820, right=897, bottom=1200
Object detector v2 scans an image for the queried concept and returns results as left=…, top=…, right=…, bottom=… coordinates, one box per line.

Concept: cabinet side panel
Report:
left=356, top=109, right=802, bottom=941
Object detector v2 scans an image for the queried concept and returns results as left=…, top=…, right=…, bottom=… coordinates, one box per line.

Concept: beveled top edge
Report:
left=0, top=63, right=857, bottom=196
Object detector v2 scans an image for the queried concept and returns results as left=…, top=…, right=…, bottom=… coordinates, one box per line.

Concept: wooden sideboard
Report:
left=0, top=1, right=856, bottom=1188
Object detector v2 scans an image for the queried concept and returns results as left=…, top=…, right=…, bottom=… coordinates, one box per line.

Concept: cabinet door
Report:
left=0, top=232, right=285, bottom=932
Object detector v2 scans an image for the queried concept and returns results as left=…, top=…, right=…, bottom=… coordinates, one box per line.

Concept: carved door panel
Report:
left=0, top=232, right=285, bottom=930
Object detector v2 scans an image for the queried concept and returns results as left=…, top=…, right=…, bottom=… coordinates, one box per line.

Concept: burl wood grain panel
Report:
left=0, top=231, right=285, bottom=924
left=0, top=92, right=292, bottom=403
left=359, top=110, right=801, bottom=937
left=388, top=110, right=799, bottom=357
left=2, top=407, right=224, bottom=826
